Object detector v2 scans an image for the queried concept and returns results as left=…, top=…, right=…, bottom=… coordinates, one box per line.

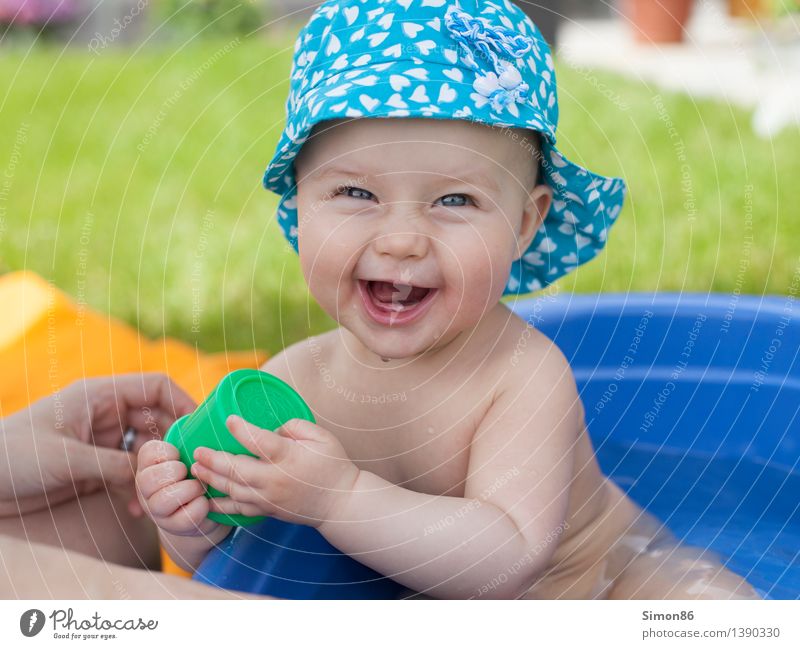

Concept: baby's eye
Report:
left=436, top=194, right=475, bottom=208
left=338, top=186, right=375, bottom=201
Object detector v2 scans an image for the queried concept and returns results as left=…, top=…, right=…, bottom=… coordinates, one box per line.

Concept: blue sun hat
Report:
left=262, top=0, right=626, bottom=295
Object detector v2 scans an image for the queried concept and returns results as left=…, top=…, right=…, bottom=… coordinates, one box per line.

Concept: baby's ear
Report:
left=513, top=184, right=553, bottom=262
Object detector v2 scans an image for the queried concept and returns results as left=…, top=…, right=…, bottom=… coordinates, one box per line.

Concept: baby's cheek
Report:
left=296, top=208, right=326, bottom=273
left=445, top=232, right=509, bottom=300
left=298, top=223, right=354, bottom=304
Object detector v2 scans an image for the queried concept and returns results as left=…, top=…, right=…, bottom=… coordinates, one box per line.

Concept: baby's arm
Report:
left=135, top=440, right=232, bottom=573
left=192, top=340, right=580, bottom=598
left=319, top=343, right=580, bottom=599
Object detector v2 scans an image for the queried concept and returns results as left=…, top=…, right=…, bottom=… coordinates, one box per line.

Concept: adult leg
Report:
left=0, top=486, right=159, bottom=570
left=0, top=534, right=262, bottom=599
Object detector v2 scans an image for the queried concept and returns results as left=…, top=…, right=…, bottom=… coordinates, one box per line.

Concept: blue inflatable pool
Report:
left=194, top=292, right=800, bottom=599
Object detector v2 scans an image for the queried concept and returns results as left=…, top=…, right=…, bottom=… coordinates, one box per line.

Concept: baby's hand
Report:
left=135, top=440, right=221, bottom=537
left=190, top=416, right=360, bottom=528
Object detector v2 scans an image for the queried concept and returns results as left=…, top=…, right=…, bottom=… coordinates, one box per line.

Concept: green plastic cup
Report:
left=165, top=369, right=315, bottom=527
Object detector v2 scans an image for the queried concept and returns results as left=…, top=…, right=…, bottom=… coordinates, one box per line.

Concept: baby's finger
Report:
left=146, top=479, right=206, bottom=519
left=138, top=440, right=179, bottom=468
left=226, top=415, right=287, bottom=461
left=208, top=497, right=266, bottom=518
left=158, top=495, right=212, bottom=536
left=193, top=447, right=266, bottom=487
left=190, top=462, right=258, bottom=504
left=136, top=460, right=188, bottom=500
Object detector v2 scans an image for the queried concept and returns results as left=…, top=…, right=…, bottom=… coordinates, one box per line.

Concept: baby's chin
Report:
left=346, top=324, right=455, bottom=364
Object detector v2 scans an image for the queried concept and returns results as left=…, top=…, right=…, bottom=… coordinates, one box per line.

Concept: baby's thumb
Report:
left=63, top=439, right=136, bottom=485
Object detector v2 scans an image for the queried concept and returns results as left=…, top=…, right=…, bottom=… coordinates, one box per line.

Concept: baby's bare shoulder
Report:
left=487, top=307, right=577, bottom=403
left=260, top=331, right=335, bottom=395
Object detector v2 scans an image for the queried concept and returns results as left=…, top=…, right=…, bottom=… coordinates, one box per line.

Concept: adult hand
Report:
left=0, top=373, right=196, bottom=518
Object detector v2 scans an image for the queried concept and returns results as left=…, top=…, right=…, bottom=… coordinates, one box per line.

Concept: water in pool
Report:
left=599, top=439, right=800, bottom=600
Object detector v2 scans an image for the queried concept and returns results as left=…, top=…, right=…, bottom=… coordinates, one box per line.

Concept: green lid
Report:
left=165, top=369, right=315, bottom=526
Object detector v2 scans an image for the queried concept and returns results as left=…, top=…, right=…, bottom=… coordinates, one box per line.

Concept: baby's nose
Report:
left=372, top=207, right=430, bottom=260
left=373, top=230, right=429, bottom=260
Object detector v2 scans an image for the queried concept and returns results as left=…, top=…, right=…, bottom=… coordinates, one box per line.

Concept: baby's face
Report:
left=293, top=117, right=551, bottom=362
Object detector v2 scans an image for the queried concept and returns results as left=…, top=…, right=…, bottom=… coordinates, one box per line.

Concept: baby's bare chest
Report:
left=305, top=376, right=496, bottom=497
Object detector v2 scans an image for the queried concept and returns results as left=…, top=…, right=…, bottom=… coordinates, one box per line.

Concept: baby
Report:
left=136, top=0, right=761, bottom=599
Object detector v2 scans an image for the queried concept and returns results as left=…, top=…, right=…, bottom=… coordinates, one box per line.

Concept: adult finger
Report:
left=125, top=407, right=181, bottom=442
left=62, top=438, right=135, bottom=486
left=128, top=493, right=145, bottom=518
left=124, top=373, right=196, bottom=418
left=89, top=408, right=175, bottom=453
left=84, top=374, right=196, bottom=427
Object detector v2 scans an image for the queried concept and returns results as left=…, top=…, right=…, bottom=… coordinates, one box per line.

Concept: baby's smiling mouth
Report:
left=356, top=278, right=439, bottom=326
left=366, top=280, right=432, bottom=311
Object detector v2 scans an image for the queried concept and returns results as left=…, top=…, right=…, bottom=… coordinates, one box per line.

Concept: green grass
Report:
left=1, top=36, right=798, bottom=354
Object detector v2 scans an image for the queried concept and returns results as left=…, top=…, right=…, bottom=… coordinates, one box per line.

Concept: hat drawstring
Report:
left=444, top=6, right=533, bottom=115
left=444, top=6, right=533, bottom=76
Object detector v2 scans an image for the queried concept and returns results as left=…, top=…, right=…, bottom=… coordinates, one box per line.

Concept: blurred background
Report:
left=0, top=0, right=798, bottom=356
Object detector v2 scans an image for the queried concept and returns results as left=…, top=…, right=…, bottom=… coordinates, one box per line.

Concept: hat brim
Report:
left=262, top=60, right=626, bottom=296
